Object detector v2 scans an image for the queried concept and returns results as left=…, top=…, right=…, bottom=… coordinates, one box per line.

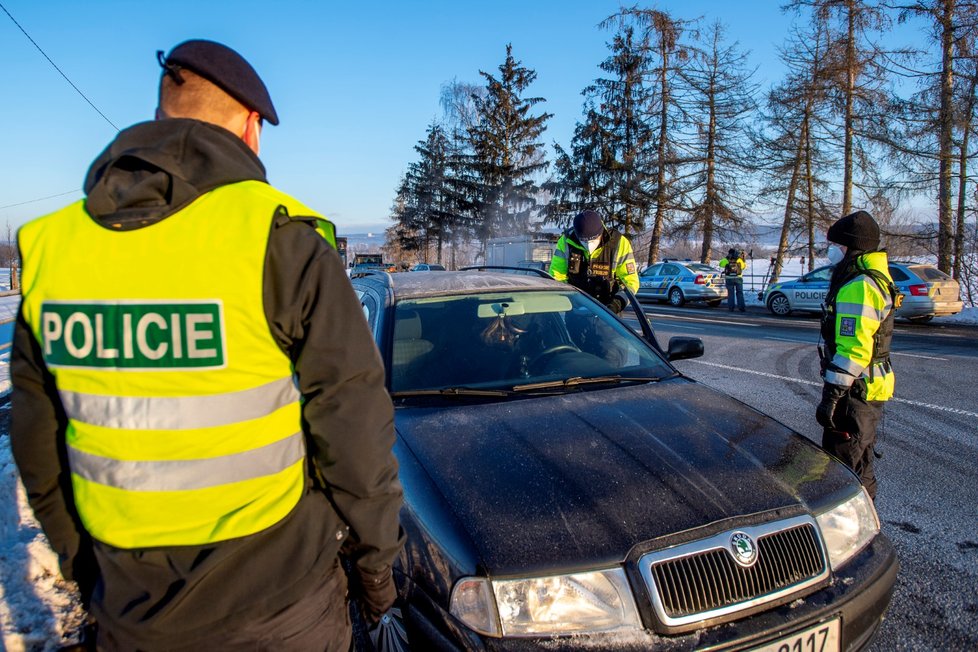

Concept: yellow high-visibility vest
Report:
left=19, top=181, right=333, bottom=548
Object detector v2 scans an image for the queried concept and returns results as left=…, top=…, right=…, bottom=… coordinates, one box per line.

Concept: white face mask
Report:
left=586, top=237, right=601, bottom=254
left=827, top=244, right=845, bottom=265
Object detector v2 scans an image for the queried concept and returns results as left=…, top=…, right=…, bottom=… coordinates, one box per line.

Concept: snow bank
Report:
left=1, top=431, right=84, bottom=650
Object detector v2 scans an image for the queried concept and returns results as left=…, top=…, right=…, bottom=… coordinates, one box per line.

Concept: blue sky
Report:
left=0, top=1, right=926, bottom=236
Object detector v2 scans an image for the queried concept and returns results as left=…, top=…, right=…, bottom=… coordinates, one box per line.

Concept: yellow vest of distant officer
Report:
left=19, top=180, right=327, bottom=549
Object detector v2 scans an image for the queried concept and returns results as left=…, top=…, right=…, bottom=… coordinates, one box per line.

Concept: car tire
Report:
left=668, top=287, right=686, bottom=307
left=767, top=292, right=791, bottom=317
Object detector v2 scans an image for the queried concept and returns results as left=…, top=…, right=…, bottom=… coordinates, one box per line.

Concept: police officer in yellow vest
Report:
left=816, top=210, right=897, bottom=500
left=549, top=210, right=640, bottom=314
left=718, top=248, right=747, bottom=312
left=11, top=40, right=402, bottom=651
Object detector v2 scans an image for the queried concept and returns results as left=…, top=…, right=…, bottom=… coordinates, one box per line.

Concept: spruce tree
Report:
left=468, top=44, right=553, bottom=255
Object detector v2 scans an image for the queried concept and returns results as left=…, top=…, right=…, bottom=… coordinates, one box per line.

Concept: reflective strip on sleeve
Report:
left=617, top=252, right=636, bottom=268
left=836, top=301, right=886, bottom=323
left=553, top=247, right=567, bottom=260
left=831, top=353, right=865, bottom=376
left=824, top=369, right=856, bottom=387
left=59, top=376, right=300, bottom=430
left=68, top=432, right=305, bottom=491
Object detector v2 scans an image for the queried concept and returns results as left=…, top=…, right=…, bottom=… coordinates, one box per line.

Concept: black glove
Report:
left=815, top=383, right=848, bottom=430
left=608, top=295, right=627, bottom=314
left=354, top=565, right=397, bottom=625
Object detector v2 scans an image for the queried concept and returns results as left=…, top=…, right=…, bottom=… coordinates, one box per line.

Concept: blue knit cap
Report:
left=573, top=210, right=604, bottom=240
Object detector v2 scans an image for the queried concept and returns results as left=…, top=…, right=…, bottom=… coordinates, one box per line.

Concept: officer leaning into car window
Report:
left=549, top=210, right=640, bottom=314
left=816, top=210, right=900, bottom=501
left=718, top=248, right=747, bottom=312
left=10, top=39, right=403, bottom=651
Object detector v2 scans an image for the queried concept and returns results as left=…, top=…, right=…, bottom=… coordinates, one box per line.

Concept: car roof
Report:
left=358, top=270, right=566, bottom=300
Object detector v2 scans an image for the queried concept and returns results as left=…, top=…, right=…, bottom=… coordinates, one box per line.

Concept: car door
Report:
left=639, top=264, right=664, bottom=298
left=791, top=265, right=832, bottom=312
left=660, top=264, right=683, bottom=296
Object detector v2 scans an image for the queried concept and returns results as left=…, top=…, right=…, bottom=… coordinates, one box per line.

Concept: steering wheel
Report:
left=529, top=344, right=580, bottom=371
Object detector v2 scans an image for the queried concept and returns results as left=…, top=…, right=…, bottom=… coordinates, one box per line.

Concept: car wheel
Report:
left=668, top=287, right=686, bottom=306
left=767, top=293, right=791, bottom=317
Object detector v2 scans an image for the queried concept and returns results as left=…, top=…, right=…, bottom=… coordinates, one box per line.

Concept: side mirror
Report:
left=666, top=336, right=704, bottom=361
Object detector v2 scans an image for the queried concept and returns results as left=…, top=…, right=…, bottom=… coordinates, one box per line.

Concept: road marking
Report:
left=890, top=351, right=947, bottom=361
left=687, top=360, right=978, bottom=419
left=644, top=312, right=760, bottom=327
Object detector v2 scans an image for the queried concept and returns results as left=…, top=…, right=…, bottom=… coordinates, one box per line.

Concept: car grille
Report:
left=639, top=515, right=829, bottom=630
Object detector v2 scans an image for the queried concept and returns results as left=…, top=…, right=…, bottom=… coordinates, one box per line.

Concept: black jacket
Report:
left=10, top=119, right=403, bottom=647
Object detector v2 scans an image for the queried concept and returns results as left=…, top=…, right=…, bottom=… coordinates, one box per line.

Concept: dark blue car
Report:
left=350, top=270, right=897, bottom=651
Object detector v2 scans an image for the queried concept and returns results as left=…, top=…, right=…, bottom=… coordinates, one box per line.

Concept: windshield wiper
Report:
left=390, top=387, right=516, bottom=398
left=511, top=375, right=663, bottom=392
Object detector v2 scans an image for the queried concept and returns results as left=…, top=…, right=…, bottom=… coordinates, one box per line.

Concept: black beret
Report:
left=573, top=210, right=604, bottom=240
left=160, top=39, right=279, bottom=125
left=827, top=210, right=880, bottom=251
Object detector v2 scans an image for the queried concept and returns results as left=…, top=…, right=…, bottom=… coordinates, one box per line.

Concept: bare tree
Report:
left=680, top=21, right=759, bottom=262
left=760, top=17, right=837, bottom=284
left=602, top=7, right=698, bottom=265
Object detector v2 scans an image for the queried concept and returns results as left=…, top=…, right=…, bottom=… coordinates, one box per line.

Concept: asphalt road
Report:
left=635, top=301, right=978, bottom=652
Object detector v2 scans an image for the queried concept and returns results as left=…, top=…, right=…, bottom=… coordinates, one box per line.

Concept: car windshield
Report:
left=390, top=290, right=673, bottom=393
left=687, top=263, right=716, bottom=272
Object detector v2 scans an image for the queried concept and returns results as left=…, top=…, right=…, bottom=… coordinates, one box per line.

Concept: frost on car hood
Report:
left=394, top=379, right=855, bottom=576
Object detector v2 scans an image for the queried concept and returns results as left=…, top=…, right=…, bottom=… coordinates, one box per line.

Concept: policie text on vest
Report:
left=41, top=301, right=225, bottom=369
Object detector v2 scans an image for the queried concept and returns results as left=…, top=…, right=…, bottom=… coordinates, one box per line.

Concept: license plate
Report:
left=747, top=618, right=840, bottom=652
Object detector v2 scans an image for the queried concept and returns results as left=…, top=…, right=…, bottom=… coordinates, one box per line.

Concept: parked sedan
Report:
left=764, top=261, right=963, bottom=322
left=410, top=263, right=447, bottom=272
left=637, top=260, right=727, bottom=306
left=351, top=269, right=897, bottom=651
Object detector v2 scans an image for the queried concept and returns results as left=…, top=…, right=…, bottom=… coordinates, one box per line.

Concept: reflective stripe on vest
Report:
left=18, top=181, right=323, bottom=548
left=59, top=375, right=299, bottom=430
left=68, top=432, right=304, bottom=491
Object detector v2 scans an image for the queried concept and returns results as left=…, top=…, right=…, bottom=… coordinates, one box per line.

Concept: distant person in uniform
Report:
left=719, top=247, right=747, bottom=312
left=549, top=210, right=640, bottom=314
left=11, top=39, right=402, bottom=650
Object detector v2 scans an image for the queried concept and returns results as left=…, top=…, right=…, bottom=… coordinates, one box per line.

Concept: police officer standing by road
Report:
left=11, top=40, right=403, bottom=650
left=719, top=247, right=747, bottom=312
left=816, top=210, right=898, bottom=500
left=549, top=210, right=640, bottom=314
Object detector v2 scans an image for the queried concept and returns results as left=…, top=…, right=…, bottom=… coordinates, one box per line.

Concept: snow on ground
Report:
left=0, top=257, right=974, bottom=648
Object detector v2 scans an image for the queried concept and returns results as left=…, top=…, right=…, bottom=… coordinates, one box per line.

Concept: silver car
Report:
left=637, top=260, right=727, bottom=307
left=764, top=261, right=963, bottom=322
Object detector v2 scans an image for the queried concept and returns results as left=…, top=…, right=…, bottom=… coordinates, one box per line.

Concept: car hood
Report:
left=395, top=378, right=855, bottom=576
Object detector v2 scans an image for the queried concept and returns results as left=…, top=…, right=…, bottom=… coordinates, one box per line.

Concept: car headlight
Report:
left=449, top=568, right=641, bottom=637
left=815, top=488, right=880, bottom=570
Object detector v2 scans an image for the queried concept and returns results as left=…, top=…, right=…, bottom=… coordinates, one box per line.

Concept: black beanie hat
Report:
left=827, top=210, right=880, bottom=251
left=573, top=210, right=604, bottom=240
left=727, top=248, right=737, bottom=257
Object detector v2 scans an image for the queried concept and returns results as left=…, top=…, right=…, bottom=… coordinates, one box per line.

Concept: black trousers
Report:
left=98, top=558, right=351, bottom=651
left=821, top=387, right=884, bottom=500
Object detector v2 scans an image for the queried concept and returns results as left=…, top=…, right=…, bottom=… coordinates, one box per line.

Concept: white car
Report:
left=637, top=260, right=727, bottom=307
left=764, top=261, right=963, bottom=322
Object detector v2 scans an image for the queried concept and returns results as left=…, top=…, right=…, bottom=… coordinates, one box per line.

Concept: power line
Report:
left=0, top=189, right=81, bottom=210
left=0, top=1, right=119, bottom=131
